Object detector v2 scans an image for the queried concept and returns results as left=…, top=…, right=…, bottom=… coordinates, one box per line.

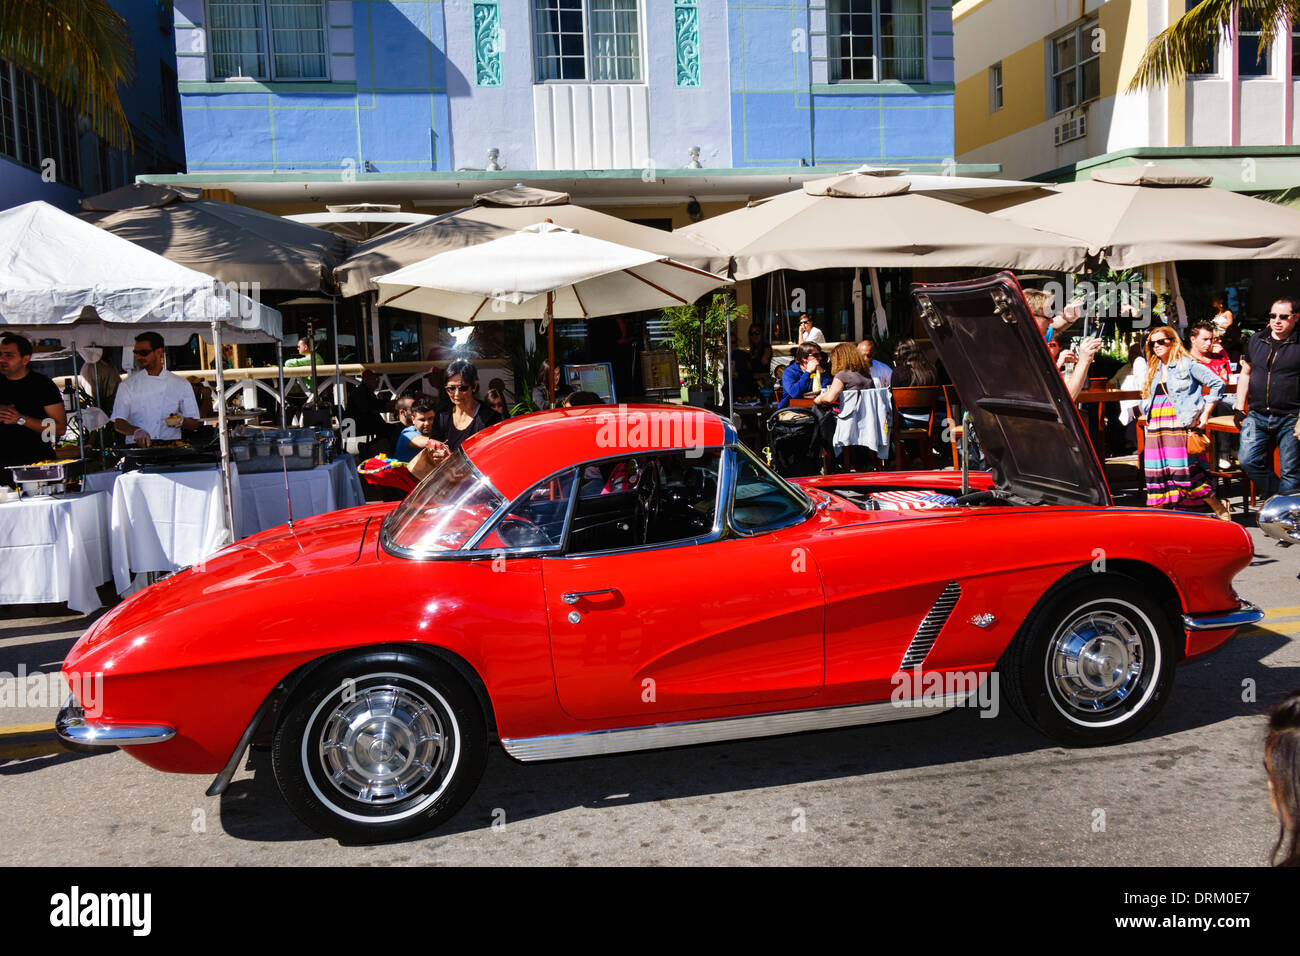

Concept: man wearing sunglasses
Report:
left=1235, top=299, right=1300, bottom=497
left=111, top=333, right=200, bottom=449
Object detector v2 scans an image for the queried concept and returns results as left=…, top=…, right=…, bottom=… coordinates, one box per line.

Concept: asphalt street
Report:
left=1, top=522, right=1296, bottom=866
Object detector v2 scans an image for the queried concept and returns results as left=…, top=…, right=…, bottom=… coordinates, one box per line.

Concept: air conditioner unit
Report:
left=1054, top=114, right=1086, bottom=146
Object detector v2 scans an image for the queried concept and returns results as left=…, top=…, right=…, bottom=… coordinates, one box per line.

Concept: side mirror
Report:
left=1259, top=494, right=1300, bottom=546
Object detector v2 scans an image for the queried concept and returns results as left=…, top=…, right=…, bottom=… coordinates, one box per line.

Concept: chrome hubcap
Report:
left=1049, top=611, right=1145, bottom=714
left=318, top=685, right=447, bottom=805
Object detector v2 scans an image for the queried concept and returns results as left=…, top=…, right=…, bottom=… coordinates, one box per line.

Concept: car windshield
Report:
left=382, top=450, right=505, bottom=554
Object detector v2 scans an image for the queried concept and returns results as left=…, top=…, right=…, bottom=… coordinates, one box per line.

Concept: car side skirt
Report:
left=500, top=694, right=969, bottom=762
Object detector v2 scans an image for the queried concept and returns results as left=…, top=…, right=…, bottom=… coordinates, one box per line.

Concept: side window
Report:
left=731, top=446, right=810, bottom=532
left=476, top=469, right=576, bottom=552
left=566, top=449, right=721, bottom=553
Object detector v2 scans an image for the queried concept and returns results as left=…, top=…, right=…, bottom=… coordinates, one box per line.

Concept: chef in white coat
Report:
left=111, top=332, right=200, bottom=448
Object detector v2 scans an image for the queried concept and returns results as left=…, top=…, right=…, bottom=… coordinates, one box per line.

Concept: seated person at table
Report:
left=729, top=350, right=760, bottom=403
left=485, top=387, right=511, bottom=419
left=111, top=332, right=200, bottom=448
left=857, top=339, right=893, bottom=388
left=778, top=343, right=822, bottom=409
left=343, top=367, right=392, bottom=452
left=815, top=342, right=876, bottom=471
left=284, top=336, right=325, bottom=394
left=394, top=394, right=438, bottom=462
left=408, top=360, right=503, bottom=481
left=0, top=333, right=67, bottom=473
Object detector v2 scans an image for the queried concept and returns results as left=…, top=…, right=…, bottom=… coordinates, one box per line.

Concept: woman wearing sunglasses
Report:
left=1139, top=325, right=1229, bottom=518
left=409, top=359, right=503, bottom=480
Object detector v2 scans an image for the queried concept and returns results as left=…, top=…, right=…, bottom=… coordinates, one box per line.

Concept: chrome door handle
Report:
left=562, top=589, right=618, bottom=605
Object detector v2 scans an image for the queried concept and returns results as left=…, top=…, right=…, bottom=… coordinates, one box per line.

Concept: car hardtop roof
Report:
left=462, top=403, right=730, bottom=500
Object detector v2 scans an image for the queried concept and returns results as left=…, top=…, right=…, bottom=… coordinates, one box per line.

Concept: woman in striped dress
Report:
left=1139, top=326, right=1229, bottom=518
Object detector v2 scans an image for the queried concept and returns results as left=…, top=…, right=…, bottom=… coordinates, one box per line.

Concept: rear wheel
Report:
left=272, top=650, right=486, bottom=843
left=1002, top=579, right=1176, bottom=746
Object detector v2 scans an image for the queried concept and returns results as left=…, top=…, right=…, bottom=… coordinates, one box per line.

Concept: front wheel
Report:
left=272, top=651, right=486, bottom=843
left=1002, top=580, right=1176, bottom=747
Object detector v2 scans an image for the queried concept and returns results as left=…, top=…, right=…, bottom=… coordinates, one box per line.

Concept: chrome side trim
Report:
left=899, top=582, right=962, bottom=670
left=56, top=695, right=175, bottom=747
left=1181, top=599, right=1265, bottom=632
left=500, top=695, right=966, bottom=762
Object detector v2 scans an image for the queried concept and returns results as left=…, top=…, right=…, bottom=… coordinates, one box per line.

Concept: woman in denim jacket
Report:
left=1140, top=325, right=1229, bottom=517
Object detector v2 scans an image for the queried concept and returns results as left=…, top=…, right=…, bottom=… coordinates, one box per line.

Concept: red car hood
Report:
left=74, top=504, right=390, bottom=651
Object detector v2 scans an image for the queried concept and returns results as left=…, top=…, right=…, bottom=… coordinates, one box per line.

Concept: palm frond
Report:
left=1128, top=0, right=1297, bottom=92
left=0, top=0, right=135, bottom=150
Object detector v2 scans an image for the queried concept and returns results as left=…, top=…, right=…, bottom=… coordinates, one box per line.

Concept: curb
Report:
left=0, top=723, right=67, bottom=760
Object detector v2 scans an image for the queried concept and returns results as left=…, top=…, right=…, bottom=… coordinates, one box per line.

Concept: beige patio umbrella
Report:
left=285, top=203, right=434, bottom=241
left=972, top=165, right=1300, bottom=268
left=336, top=185, right=729, bottom=298
left=676, top=169, right=1090, bottom=280
left=373, top=221, right=729, bottom=405
left=80, top=183, right=353, bottom=292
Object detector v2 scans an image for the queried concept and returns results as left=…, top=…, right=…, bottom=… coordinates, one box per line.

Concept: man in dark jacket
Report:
left=1236, top=298, right=1300, bottom=496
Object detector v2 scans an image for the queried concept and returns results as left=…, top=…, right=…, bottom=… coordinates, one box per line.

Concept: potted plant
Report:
left=663, top=293, right=747, bottom=407
left=505, top=330, right=546, bottom=415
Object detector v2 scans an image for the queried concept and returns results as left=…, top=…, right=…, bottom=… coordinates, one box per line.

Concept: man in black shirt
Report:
left=1235, top=298, right=1300, bottom=496
left=0, top=334, right=68, bottom=475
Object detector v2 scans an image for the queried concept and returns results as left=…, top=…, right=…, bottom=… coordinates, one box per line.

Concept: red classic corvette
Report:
left=59, top=275, right=1263, bottom=843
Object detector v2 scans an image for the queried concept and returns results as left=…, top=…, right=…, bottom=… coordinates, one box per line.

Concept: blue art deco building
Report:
left=152, top=1, right=973, bottom=359
left=169, top=1, right=956, bottom=176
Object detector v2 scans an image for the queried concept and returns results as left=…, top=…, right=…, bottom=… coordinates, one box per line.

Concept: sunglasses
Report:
left=1268, top=312, right=1294, bottom=319
left=133, top=348, right=155, bottom=356
left=445, top=384, right=471, bottom=393
left=1149, top=338, right=1173, bottom=346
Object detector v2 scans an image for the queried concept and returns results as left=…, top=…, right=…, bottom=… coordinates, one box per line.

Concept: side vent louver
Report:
left=899, top=582, right=962, bottom=670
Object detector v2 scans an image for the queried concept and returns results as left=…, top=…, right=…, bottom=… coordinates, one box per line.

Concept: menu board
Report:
left=563, top=362, right=617, bottom=403
left=639, top=350, right=680, bottom=392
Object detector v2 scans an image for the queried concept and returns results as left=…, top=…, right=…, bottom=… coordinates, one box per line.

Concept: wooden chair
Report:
left=891, top=385, right=941, bottom=470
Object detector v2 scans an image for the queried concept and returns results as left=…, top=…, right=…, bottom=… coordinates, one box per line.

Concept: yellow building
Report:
left=955, top=0, right=1300, bottom=188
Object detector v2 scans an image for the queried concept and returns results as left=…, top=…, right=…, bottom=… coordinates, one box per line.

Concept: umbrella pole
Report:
left=211, top=321, right=237, bottom=545
left=1167, top=261, right=1188, bottom=330
left=277, top=341, right=287, bottom=430
left=547, top=291, right=556, bottom=406
left=724, top=295, right=733, bottom=420
left=331, top=294, right=341, bottom=417
left=70, top=340, right=84, bottom=464
left=868, top=268, right=888, bottom=338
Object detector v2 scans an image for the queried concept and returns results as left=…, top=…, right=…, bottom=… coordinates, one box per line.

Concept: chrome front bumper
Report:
left=1181, top=599, right=1265, bottom=632
left=56, top=695, right=176, bottom=746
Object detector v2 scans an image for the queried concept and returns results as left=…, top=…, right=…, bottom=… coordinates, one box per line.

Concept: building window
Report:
left=207, top=0, right=328, bottom=81
left=533, top=0, right=642, bottom=83
left=1051, top=18, right=1100, bottom=112
left=1185, top=0, right=1219, bottom=75
left=828, top=0, right=926, bottom=84
left=1239, top=12, right=1270, bottom=77
left=989, top=61, right=1003, bottom=111
left=0, top=59, right=80, bottom=188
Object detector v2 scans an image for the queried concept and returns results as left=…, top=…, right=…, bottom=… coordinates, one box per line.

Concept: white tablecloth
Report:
left=109, top=467, right=240, bottom=594
left=0, top=492, right=112, bottom=614
left=236, top=455, right=364, bottom=537
left=96, top=456, right=363, bottom=592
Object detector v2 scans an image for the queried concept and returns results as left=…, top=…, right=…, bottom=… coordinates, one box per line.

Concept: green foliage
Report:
left=0, top=0, right=136, bottom=149
left=1129, top=1, right=1294, bottom=91
left=506, top=331, right=545, bottom=415
left=663, top=293, right=748, bottom=392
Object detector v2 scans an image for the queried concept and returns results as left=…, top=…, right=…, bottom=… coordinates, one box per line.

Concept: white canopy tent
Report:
left=0, top=201, right=283, bottom=542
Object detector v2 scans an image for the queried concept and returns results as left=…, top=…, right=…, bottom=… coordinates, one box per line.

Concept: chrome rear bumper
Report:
left=56, top=695, right=175, bottom=746
left=1181, top=599, right=1264, bottom=632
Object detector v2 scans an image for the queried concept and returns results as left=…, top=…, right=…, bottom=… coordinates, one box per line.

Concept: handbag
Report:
left=1187, top=428, right=1210, bottom=456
